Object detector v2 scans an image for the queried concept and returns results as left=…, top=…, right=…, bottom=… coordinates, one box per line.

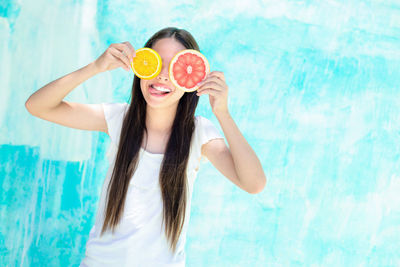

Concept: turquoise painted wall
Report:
left=1, top=0, right=399, bottom=266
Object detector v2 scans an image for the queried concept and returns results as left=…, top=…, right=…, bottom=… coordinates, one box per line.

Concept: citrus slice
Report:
left=131, top=48, right=162, bottom=79
left=169, top=49, right=210, bottom=92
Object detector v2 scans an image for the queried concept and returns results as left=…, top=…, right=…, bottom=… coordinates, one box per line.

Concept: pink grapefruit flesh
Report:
left=169, top=49, right=210, bottom=92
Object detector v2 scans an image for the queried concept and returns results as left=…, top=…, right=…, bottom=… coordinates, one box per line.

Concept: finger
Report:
left=122, top=41, right=136, bottom=58
left=109, top=46, right=131, bottom=70
left=208, top=71, right=225, bottom=81
left=111, top=43, right=134, bottom=63
left=109, top=50, right=131, bottom=71
left=199, top=81, right=224, bottom=91
left=196, top=88, right=221, bottom=97
left=197, top=83, right=224, bottom=94
left=112, top=54, right=130, bottom=71
left=109, top=45, right=131, bottom=65
left=199, top=73, right=225, bottom=84
left=198, top=78, right=224, bottom=90
left=118, top=60, right=130, bottom=71
left=114, top=58, right=130, bottom=71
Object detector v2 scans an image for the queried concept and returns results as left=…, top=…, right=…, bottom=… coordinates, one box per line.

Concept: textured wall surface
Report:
left=1, top=0, right=399, bottom=266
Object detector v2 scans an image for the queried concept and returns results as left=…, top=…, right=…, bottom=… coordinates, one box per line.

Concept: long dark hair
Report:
left=100, top=27, right=201, bottom=254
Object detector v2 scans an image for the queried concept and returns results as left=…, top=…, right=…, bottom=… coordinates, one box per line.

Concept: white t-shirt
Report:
left=80, top=102, right=224, bottom=267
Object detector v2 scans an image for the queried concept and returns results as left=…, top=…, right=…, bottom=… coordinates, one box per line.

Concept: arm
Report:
left=24, top=42, right=136, bottom=134
left=197, top=71, right=267, bottom=194
left=202, top=112, right=267, bottom=194
left=25, top=61, right=100, bottom=115
left=24, top=61, right=110, bottom=133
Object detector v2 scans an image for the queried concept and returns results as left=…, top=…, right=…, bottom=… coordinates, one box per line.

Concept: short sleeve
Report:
left=101, top=102, right=129, bottom=146
left=195, top=115, right=225, bottom=163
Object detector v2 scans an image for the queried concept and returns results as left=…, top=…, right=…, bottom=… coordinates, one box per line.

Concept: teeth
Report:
left=152, top=85, right=171, bottom=92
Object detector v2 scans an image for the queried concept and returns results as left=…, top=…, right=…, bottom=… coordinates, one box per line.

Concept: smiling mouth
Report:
left=148, top=84, right=172, bottom=96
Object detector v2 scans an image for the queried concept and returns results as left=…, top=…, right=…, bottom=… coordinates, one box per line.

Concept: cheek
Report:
left=174, top=90, right=185, bottom=99
left=140, top=81, right=147, bottom=92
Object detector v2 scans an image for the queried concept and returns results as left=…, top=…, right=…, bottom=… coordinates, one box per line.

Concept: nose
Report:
left=157, top=62, right=169, bottom=82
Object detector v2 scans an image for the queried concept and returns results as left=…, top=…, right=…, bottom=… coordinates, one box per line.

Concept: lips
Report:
left=148, top=84, right=172, bottom=97
left=151, top=83, right=172, bottom=91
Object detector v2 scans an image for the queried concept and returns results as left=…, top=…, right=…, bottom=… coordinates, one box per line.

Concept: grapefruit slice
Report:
left=131, top=48, right=162, bottom=79
left=169, top=49, right=210, bottom=92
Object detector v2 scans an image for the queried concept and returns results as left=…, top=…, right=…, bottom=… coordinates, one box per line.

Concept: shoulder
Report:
left=194, top=114, right=224, bottom=145
left=194, top=115, right=213, bottom=134
left=194, top=115, right=213, bottom=127
left=102, top=102, right=129, bottom=145
left=194, top=115, right=220, bottom=128
left=102, top=102, right=129, bottom=117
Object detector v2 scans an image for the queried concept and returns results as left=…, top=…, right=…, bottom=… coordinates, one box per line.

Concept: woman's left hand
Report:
left=196, top=71, right=229, bottom=115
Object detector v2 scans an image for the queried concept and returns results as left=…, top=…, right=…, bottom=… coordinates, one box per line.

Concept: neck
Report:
left=145, top=104, right=177, bottom=134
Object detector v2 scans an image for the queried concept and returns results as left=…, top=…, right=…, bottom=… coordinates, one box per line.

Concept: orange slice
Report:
left=169, top=49, right=210, bottom=92
left=131, top=48, right=162, bottom=79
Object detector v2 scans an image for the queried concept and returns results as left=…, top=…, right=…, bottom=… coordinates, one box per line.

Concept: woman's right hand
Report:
left=93, top=41, right=136, bottom=73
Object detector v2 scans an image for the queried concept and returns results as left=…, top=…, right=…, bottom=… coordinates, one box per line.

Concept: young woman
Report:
left=25, top=27, right=266, bottom=266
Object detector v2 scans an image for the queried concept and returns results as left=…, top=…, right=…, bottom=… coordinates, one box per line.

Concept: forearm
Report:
left=215, top=111, right=267, bottom=193
left=25, top=61, right=100, bottom=114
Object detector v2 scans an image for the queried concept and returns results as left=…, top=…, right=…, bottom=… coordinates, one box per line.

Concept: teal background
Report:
left=1, top=0, right=400, bottom=266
